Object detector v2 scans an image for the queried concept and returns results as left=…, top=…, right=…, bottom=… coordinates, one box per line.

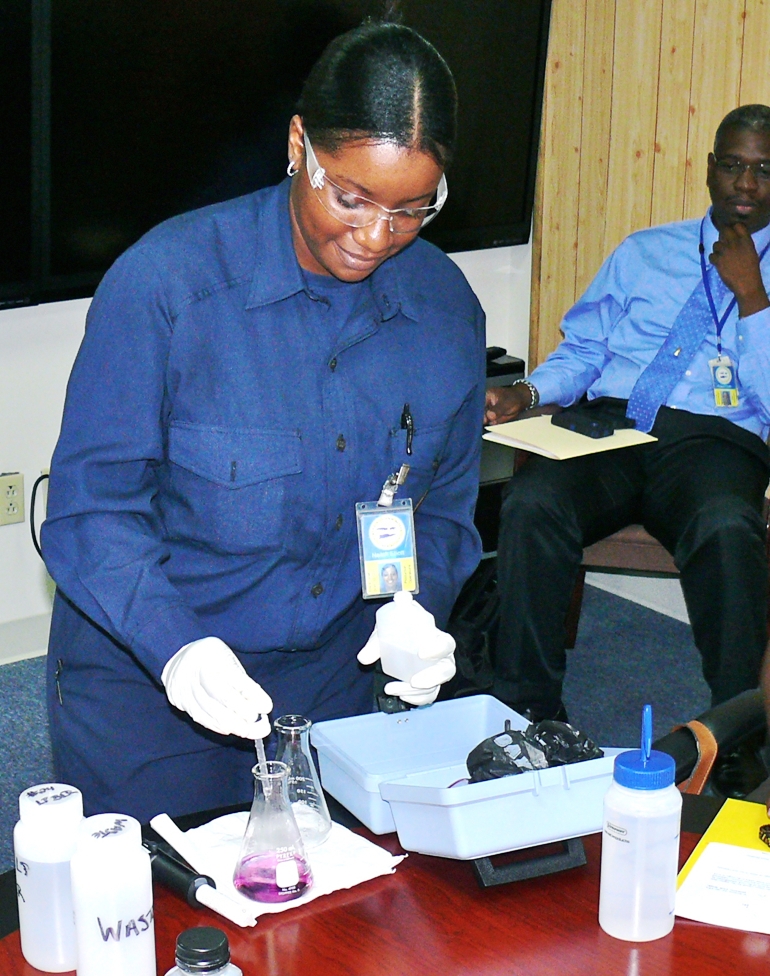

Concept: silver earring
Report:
left=287, top=159, right=299, bottom=177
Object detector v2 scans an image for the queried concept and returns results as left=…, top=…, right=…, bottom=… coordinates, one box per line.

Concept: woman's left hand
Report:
left=358, top=624, right=456, bottom=706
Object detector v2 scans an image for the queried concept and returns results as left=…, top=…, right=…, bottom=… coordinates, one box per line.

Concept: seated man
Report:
left=485, top=104, right=770, bottom=722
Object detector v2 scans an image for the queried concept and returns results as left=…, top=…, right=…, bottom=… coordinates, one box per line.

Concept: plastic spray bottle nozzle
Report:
left=612, top=703, right=674, bottom=790
left=641, top=703, right=652, bottom=765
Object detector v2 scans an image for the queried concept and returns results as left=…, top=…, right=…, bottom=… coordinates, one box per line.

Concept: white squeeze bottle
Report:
left=14, top=782, right=83, bottom=972
left=598, top=704, right=682, bottom=941
left=70, top=813, right=156, bottom=976
left=376, top=590, right=436, bottom=681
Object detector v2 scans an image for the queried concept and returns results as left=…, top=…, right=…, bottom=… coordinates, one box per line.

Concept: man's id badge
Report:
left=709, top=355, right=739, bottom=407
left=356, top=499, right=419, bottom=599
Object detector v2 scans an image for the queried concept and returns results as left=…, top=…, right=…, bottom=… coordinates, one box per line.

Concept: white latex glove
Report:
left=357, top=627, right=456, bottom=706
left=161, top=637, right=273, bottom=739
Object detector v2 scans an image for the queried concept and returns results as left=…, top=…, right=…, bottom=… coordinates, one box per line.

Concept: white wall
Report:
left=450, top=243, right=532, bottom=361
left=0, top=299, right=88, bottom=635
left=0, top=244, right=532, bottom=640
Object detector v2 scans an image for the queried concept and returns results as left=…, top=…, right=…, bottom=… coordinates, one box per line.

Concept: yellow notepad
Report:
left=678, top=797, right=770, bottom=888
left=675, top=799, right=770, bottom=932
left=483, top=415, right=657, bottom=460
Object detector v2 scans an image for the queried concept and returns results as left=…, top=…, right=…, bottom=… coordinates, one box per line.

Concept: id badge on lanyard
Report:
left=356, top=463, right=419, bottom=599
left=708, top=355, right=739, bottom=407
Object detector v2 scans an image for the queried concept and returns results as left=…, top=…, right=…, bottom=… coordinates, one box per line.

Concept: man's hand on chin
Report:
left=710, top=222, right=770, bottom=318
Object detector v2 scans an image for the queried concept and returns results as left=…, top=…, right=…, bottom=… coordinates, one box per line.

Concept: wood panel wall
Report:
left=530, top=0, right=770, bottom=370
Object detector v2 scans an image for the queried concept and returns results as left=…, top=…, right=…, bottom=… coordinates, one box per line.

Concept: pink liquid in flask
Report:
left=234, top=852, right=312, bottom=903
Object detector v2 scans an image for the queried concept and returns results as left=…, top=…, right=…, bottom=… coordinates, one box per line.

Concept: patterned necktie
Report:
left=626, top=266, right=728, bottom=433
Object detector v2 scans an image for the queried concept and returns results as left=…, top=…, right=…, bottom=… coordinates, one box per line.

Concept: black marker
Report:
left=143, top=836, right=216, bottom=908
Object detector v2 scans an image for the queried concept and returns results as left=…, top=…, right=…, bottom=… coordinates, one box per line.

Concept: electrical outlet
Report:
left=0, top=472, right=25, bottom=526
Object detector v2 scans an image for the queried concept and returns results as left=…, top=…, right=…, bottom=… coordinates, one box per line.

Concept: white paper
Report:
left=676, top=841, right=770, bottom=934
left=482, top=415, right=656, bottom=460
left=152, top=812, right=405, bottom=925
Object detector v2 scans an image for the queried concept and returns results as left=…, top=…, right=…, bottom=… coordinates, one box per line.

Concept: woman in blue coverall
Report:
left=42, top=20, right=486, bottom=822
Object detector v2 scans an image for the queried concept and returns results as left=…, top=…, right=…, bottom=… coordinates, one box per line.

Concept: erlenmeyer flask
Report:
left=274, top=714, right=332, bottom=849
left=233, top=761, right=312, bottom=903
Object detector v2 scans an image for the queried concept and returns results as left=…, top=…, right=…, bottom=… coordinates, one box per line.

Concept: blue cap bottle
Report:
left=598, top=704, right=682, bottom=942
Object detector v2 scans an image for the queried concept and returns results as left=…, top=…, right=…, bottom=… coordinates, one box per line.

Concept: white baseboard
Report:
left=0, top=613, right=51, bottom=665
left=586, top=573, right=689, bottom=624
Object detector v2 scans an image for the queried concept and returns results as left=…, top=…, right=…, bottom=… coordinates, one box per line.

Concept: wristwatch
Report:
left=510, top=377, right=540, bottom=410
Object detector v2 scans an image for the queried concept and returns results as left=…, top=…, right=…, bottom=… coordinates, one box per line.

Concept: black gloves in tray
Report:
left=467, top=719, right=604, bottom=783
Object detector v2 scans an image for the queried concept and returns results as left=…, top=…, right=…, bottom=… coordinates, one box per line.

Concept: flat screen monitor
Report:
left=1, top=0, right=551, bottom=309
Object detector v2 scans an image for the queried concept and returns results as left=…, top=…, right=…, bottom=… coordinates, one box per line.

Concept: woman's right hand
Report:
left=484, top=383, right=533, bottom=425
left=161, top=637, right=273, bottom=739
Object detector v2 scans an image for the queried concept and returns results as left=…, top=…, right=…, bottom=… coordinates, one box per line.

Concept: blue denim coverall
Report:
left=42, top=179, right=486, bottom=820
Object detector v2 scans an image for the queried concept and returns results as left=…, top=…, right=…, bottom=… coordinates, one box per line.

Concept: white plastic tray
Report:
left=311, top=696, right=525, bottom=834
left=379, top=749, right=624, bottom=859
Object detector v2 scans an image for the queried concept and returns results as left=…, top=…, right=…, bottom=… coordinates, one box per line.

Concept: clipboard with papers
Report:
left=482, top=414, right=657, bottom=460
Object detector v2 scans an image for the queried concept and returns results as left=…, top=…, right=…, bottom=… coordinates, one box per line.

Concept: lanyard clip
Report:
left=377, top=464, right=410, bottom=507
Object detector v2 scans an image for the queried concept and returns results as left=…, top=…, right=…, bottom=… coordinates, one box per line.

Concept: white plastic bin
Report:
left=310, top=696, right=526, bottom=834
left=379, top=749, right=623, bottom=859
left=311, top=695, right=624, bottom=857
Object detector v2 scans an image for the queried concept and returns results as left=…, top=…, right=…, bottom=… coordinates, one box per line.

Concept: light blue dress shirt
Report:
left=529, top=210, right=770, bottom=442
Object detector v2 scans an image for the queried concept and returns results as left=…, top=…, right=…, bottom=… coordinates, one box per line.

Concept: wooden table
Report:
left=2, top=817, right=769, bottom=976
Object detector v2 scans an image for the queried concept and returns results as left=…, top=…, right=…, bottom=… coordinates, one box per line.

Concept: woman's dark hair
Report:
left=297, top=20, right=457, bottom=167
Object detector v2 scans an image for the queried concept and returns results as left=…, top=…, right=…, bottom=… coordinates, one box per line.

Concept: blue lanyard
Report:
left=699, top=217, right=770, bottom=355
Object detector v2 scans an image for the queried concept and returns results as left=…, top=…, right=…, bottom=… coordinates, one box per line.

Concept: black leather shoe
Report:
left=710, top=733, right=769, bottom=800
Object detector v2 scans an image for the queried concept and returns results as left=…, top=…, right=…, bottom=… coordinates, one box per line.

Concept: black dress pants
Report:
left=494, top=406, right=770, bottom=714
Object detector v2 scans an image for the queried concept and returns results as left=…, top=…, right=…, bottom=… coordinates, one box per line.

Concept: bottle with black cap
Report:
left=164, top=926, right=242, bottom=975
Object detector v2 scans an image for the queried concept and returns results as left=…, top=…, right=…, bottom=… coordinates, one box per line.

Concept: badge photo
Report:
left=356, top=499, right=418, bottom=599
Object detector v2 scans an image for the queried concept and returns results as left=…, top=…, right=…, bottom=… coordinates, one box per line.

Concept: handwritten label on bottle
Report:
left=25, top=786, right=55, bottom=799
left=91, top=818, right=129, bottom=839
left=97, top=906, right=154, bottom=942
left=26, top=786, right=78, bottom=807
left=14, top=857, right=28, bottom=902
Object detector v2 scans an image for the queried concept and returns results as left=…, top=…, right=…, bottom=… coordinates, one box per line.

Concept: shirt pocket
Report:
left=389, top=419, right=451, bottom=504
left=167, top=422, right=302, bottom=554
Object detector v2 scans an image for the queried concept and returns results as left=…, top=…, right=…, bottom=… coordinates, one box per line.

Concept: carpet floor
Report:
left=563, top=583, right=710, bottom=748
left=1, top=657, right=52, bottom=873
